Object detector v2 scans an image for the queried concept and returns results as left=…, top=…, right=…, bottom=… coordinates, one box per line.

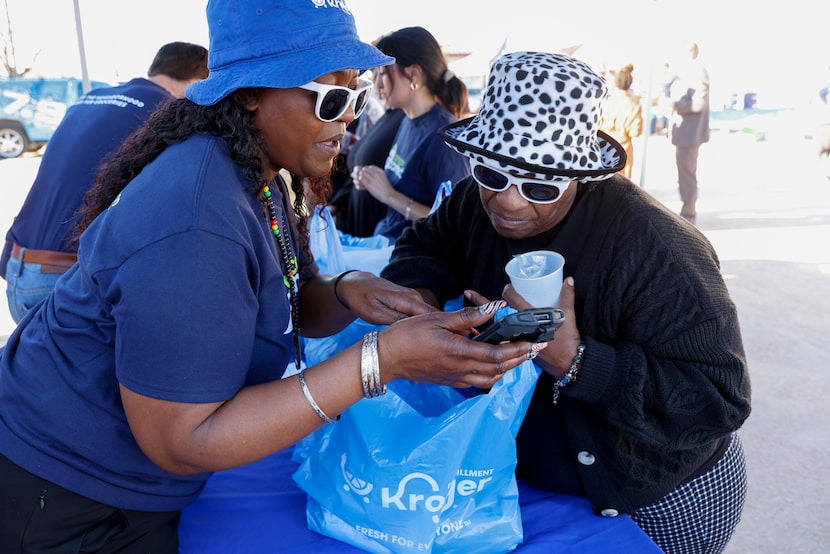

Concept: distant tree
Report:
left=1, top=0, right=35, bottom=77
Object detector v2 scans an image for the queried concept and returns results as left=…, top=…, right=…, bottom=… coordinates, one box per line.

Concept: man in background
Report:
left=1, top=42, right=208, bottom=323
left=669, top=41, right=710, bottom=224
left=817, top=65, right=830, bottom=162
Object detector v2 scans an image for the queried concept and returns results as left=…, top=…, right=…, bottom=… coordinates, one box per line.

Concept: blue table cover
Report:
left=178, top=448, right=661, bottom=553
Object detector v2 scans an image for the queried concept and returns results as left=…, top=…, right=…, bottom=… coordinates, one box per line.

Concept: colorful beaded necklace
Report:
left=260, top=181, right=302, bottom=368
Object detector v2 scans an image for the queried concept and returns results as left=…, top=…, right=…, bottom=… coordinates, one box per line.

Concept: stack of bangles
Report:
left=361, top=330, right=386, bottom=398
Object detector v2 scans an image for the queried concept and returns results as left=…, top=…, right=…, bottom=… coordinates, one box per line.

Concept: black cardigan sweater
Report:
left=381, top=174, right=751, bottom=515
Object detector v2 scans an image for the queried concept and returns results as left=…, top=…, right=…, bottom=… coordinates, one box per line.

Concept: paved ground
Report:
left=640, top=127, right=830, bottom=554
left=1, top=114, right=828, bottom=552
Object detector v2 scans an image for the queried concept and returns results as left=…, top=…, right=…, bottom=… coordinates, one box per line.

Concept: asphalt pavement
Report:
left=1, top=116, right=828, bottom=552
left=640, top=127, right=830, bottom=554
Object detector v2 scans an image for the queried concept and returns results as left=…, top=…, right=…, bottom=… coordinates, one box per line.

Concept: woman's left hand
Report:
left=503, top=277, right=583, bottom=379
left=339, top=271, right=438, bottom=325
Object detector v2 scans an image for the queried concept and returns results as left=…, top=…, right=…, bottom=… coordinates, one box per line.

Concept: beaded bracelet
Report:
left=298, top=369, right=338, bottom=424
left=361, top=330, right=386, bottom=398
left=552, top=342, right=586, bottom=406
left=333, top=269, right=359, bottom=310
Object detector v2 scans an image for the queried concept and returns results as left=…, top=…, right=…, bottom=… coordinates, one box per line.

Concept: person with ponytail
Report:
left=351, top=26, right=470, bottom=240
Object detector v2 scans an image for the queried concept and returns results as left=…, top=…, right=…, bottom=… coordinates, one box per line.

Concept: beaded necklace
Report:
left=260, top=181, right=302, bottom=368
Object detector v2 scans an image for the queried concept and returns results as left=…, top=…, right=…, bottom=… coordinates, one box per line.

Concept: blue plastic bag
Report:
left=308, top=178, right=452, bottom=280
left=308, top=204, right=393, bottom=276
left=430, top=180, right=453, bottom=214
left=292, top=333, right=540, bottom=554
left=308, top=205, right=347, bottom=275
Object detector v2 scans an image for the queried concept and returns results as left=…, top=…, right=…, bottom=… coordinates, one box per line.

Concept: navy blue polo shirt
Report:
left=1, top=78, right=173, bottom=277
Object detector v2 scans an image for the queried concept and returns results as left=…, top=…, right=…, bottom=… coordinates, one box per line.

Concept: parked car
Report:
left=0, top=77, right=111, bottom=159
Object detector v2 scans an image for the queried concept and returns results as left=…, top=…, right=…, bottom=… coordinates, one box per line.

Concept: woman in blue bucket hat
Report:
left=0, top=2, right=536, bottom=550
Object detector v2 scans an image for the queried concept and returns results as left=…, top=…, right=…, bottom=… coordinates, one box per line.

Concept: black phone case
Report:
left=473, top=308, right=565, bottom=344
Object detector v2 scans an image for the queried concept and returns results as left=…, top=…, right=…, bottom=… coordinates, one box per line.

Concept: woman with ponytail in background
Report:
left=351, top=26, right=470, bottom=241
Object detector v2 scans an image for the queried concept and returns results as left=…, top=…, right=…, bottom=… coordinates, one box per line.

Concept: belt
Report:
left=11, top=243, right=77, bottom=274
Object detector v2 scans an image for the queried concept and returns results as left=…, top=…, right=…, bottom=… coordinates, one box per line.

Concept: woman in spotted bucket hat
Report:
left=384, top=51, right=750, bottom=554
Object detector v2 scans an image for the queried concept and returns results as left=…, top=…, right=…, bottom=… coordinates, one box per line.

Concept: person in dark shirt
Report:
left=668, top=41, right=710, bottom=224
left=350, top=27, right=469, bottom=241
left=332, top=106, right=405, bottom=237
left=0, top=3, right=533, bottom=551
left=1, top=41, right=209, bottom=323
left=380, top=51, right=751, bottom=554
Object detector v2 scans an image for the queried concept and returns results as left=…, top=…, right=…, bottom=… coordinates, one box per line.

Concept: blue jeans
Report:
left=4, top=254, right=62, bottom=323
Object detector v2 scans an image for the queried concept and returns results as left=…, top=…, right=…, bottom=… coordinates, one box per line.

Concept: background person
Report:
left=381, top=51, right=751, bottom=554
left=0, top=41, right=209, bottom=323
left=668, top=41, right=710, bottom=224
left=327, top=67, right=405, bottom=237
left=336, top=105, right=405, bottom=237
left=599, top=63, right=643, bottom=180
left=0, top=2, right=535, bottom=552
left=351, top=26, right=469, bottom=241
left=650, top=62, right=677, bottom=136
left=323, top=77, right=386, bottom=228
left=816, top=65, right=830, bottom=164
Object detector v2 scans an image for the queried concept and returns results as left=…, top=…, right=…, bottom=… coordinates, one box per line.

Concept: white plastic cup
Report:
left=505, top=250, right=565, bottom=307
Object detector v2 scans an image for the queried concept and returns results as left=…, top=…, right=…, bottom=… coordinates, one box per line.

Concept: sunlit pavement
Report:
left=1, top=121, right=828, bottom=552
left=635, top=126, right=829, bottom=554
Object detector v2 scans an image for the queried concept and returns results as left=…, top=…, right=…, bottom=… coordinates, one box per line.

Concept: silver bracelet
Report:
left=404, top=198, right=414, bottom=221
left=298, top=369, right=338, bottom=424
left=361, top=331, right=386, bottom=398
left=360, top=331, right=375, bottom=396
left=552, top=342, right=586, bottom=406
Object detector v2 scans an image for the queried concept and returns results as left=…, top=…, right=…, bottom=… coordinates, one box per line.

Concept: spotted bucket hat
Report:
left=441, top=51, right=626, bottom=181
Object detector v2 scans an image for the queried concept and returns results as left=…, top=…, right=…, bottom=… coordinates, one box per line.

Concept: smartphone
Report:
left=472, top=308, right=565, bottom=344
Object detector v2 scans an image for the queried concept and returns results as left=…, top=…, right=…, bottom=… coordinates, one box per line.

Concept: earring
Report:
left=410, top=81, right=418, bottom=91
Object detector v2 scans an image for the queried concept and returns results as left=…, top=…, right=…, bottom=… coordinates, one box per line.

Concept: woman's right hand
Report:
left=375, top=301, right=546, bottom=389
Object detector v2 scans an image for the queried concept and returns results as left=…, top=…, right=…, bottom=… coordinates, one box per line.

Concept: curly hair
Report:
left=72, top=92, right=332, bottom=262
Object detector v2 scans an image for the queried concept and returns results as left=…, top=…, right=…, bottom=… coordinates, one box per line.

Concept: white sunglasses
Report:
left=469, top=159, right=572, bottom=204
left=297, top=79, right=373, bottom=122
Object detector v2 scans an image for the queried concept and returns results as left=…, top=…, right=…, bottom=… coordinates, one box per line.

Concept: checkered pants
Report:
left=631, top=433, right=747, bottom=554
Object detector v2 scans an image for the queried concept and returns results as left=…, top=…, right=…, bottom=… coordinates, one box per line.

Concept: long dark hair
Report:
left=73, top=93, right=325, bottom=258
left=374, top=26, right=468, bottom=119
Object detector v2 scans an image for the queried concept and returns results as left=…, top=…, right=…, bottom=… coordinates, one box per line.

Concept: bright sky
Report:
left=3, top=0, right=828, bottom=109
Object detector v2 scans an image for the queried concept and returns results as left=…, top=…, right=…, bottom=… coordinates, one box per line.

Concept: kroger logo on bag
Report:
left=340, top=452, right=494, bottom=524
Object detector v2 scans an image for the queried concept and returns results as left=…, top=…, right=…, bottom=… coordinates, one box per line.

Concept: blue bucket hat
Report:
left=186, top=0, right=394, bottom=106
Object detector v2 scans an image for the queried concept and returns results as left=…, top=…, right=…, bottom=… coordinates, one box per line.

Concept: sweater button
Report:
left=577, top=451, right=595, bottom=465
left=601, top=508, right=619, bottom=517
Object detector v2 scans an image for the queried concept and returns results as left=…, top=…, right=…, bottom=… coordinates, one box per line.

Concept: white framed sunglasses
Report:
left=297, top=79, right=373, bottom=122
left=469, top=159, right=573, bottom=204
